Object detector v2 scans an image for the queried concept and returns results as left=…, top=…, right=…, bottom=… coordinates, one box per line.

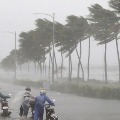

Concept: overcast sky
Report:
left=0, top=0, right=118, bottom=67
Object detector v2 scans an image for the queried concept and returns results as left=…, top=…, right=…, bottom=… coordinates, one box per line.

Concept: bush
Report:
left=14, top=79, right=120, bottom=100
left=50, top=81, right=120, bottom=100
left=14, top=80, right=43, bottom=88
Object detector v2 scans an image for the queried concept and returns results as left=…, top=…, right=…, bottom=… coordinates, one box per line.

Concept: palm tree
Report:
left=19, top=31, right=36, bottom=74
left=109, top=0, right=120, bottom=82
left=34, top=19, right=55, bottom=79
left=1, top=50, right=16, bottom=72
left=109, top=0, right=120, bottom=14
left=88, top=4, right=119, bottom=83
left=54, top=22, right=65, bottom=80
left=16, top=49, right=26, bottom=74
left=60, top=26, right=74, bottom=81
left=65, top=15, right=90, bottom=81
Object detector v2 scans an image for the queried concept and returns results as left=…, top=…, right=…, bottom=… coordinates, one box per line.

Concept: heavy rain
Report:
left=0, top=0, right=120, bottom=120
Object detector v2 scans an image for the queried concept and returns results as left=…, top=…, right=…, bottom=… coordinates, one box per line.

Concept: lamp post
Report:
left=14, top=31, right=17, bottom=81
left=33, top=13, right=55, bottom=83
left=1, top=31, right=17, bottom=81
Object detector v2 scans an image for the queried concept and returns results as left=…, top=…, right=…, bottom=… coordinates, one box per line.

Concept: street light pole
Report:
left=52, top=13, right=55, bottom=83
left=14, top=31, right=17, bottom=81
left=33, top=13, right=55, bottom=83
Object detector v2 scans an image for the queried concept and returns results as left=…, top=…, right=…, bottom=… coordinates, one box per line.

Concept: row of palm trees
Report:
left=1, top=0, right=120, bottom=83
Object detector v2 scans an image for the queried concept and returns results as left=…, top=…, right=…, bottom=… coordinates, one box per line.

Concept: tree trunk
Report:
left=79, top=40, right=84, bottom=80
left=115, top=34, right=120, bottom=82
left=70, top=55, right=72, bottom=80
left=69, top=49, right=71, bottom=81
left=45, top=62, right=46, bottom=79
left=49, top=52, right=51, bottom=83
left=104, top=43, right=107, bottom=83
left=34, top=62, right=36, bottom=78
left=37, top=62, right=39, bottom=78
left=87, top=36, right=91, bottom=81
left=61, top=48, right=63, bottom=80
left=19, top=64, right=22, bottom=74
left=49, top=51, right=52, bottom=84
left=43, top=62, right=45, bottom=78
left=76, top=47, right=84, bottom=81
left=39, top=62, right=42, bottom=78
left=76, top=47, right=80, bottom=79
left=54, top=51, right=58, bottom=79
left=52, top=45, right=55, bottom=83
left=28, top=62, right=29, bottom=74
left=77, top=62, right=80, bottom=79
left=40, top=63, right=43, bottom=78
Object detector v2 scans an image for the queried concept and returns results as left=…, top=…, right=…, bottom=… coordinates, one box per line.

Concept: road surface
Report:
left=0, top=81, right=120, bottom=120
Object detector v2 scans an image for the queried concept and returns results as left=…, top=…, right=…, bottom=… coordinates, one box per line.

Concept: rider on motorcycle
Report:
left=34, top=89, right=55, bottom=120
left=19, top=87, right=34, bottom=118
left=0, top=91, right=11, bottom=116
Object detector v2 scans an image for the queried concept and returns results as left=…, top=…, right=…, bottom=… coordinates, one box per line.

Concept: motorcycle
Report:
left=45, top=103, right=58, bottom=120
left=29, top=99, right=58, bottom=120
left=0, top=94, right=11, bottom=117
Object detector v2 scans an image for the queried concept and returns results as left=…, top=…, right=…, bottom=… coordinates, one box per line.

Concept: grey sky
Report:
left=0, top=0, right=118, bottom=66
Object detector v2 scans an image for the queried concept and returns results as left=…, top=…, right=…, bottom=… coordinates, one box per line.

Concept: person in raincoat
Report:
left=34, top=89, right=55, bottom=120
left=19, top=87, right=35, bottom=118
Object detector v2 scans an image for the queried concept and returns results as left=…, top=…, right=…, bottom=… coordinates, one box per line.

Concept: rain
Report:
left=0, top=0, right=120, bottom=120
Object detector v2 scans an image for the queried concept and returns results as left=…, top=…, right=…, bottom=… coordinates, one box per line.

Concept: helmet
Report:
left=40, top=89, right=46, bottom=95
left=25, top=87, right=31, bottom=91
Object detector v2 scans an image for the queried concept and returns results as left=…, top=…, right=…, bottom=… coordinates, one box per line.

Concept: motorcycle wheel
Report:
left=3, top=109, right=8, bottom=116
left=2, top=109, right=11, bottom=117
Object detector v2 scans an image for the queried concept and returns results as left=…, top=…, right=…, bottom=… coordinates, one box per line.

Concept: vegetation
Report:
left=14, top=79, right=43, bottom=88
left=13, top=79, right=120, bottom=100
left=50, top=80, right=120, bottom=100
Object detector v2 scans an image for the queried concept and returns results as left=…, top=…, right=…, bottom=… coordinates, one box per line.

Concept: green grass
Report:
left=50, top=80, right=120, bottom=100
left=13, top=79, right=120, bottom=100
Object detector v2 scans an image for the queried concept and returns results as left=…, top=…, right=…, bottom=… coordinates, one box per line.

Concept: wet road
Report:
left=0, top=81, right=120, bottom=120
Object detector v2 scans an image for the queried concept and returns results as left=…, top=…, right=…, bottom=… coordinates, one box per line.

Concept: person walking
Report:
left=34, top=89, right=55, bottom=120
left=19, top=87, right=34, bottom=118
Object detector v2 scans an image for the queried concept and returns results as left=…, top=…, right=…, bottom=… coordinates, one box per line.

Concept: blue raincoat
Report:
left=34, top=93, right=55, bottom=120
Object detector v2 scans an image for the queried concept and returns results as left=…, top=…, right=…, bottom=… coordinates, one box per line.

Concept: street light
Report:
left=1, top=31, right=17, bottom=81
left=33, top=13, right=55, bottom=83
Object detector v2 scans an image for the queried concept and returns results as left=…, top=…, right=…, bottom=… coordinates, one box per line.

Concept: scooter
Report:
left=29, top=99, right=58, bottom=120
left=0, top=94, right=11, bottom=117
left=45, top=104, right=58, bottom=120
